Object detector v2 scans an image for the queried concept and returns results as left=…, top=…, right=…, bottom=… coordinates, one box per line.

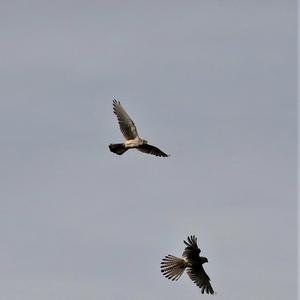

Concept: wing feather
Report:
left=186, top=266, right=214, bottom=294
left=112, top=99, right=138, bottom=140
left=137, top=144, right=169, bottom=157
left=182, top=235, right=201, bottom=259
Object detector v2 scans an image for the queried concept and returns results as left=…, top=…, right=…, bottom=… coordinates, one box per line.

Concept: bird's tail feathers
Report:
left=109, top=143, right=128, bottom=155
left=160, top=255, right=186, bottom=281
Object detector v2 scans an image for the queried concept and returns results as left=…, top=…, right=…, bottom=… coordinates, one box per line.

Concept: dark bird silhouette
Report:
left=109, top=99, right=169, bottom=157
left=161, top=235, right=214, bottom=295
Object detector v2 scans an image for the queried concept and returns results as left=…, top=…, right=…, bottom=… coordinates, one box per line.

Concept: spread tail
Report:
left=109, top=143, right=128, bottom=155
left=160, top=255, right=187, bottom=281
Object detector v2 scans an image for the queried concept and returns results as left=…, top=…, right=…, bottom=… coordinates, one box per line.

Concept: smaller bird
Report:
left=161, top=235, right=214, bottom=295
left=109, top=99, right=169, bottom=157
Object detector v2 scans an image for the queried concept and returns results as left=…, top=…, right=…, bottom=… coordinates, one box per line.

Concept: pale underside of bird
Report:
left=161, top=235, right=214, bottom=295
left=109, top=99, right=169, bottom=157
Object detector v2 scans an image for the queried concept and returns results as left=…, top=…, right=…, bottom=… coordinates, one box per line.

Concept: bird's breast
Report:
left=124, top=138, right=143, bottom=148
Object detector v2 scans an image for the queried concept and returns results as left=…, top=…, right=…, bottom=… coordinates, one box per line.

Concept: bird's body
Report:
left=124, top=137, right=145, bottom=148
left=109, top=99, right=169, bottom=157
left=161, top=235, right=214, bottom=295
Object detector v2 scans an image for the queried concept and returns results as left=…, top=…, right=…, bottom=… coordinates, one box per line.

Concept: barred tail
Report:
left=109, top=143, right=128, bottom=155
left=160, top=255, right=187, bottom=281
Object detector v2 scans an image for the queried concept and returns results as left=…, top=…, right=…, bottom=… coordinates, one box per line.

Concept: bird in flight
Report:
left=161, top=235, right=214, bottom=295
left=109, top=99, right=169, bottom=157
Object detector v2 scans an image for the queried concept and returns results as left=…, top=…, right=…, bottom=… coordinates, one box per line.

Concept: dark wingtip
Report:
left=112, top=99, right=120, bottom=107
left=162, top=152, right=170, bottom=158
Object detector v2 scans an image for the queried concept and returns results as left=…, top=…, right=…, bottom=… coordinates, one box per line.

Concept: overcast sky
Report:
left=0, top=1, right=297, bottom=300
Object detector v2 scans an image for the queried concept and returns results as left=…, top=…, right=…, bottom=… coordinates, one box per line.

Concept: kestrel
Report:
left=161, top=235, right=214, bottom=295
left=109, top=99, right=169, bottom=157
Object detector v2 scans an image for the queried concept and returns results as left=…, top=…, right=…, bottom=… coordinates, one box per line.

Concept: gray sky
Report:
left=0, top=1, right=297, bottom=299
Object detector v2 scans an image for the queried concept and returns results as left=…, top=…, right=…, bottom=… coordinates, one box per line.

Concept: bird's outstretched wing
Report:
left=182, top=235, right=201, bottom=260
left=186, top=266, right=214, bottom=294
left=160, top=255, right=186, bottom=281
left=112, top=99, right=138, bottom=140
left=137, top=144, right=169, bottom=157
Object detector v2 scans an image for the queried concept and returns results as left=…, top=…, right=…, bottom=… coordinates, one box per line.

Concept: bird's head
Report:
left=142, top=139, right=148, bottom=144
left=201, top=256, right=208, bottom=264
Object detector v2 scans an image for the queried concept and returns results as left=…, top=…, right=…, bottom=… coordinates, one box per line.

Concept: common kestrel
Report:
left=161, top=235, right=214, bottom=295
left=109, top=99, right=169, bottom=157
